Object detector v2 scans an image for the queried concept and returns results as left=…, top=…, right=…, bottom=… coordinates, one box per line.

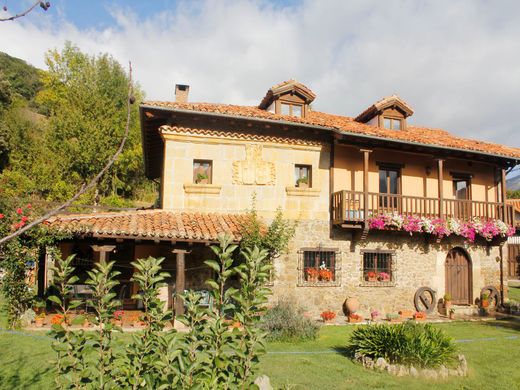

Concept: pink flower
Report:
left=368, top=216, right=386, bottom=230
left=16, top=208, right=22, bottom=215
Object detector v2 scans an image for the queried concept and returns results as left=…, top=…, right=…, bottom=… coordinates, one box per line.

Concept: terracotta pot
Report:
left=344, top=297, right=359, bottom=314
left=83, top=320, right=90, bottom=328
left=297, top=182, right=308, bottom=189
left=196, top=178, right=208, bottom=184
left=399, top=310, right=414, bottom=319
left=348, top=316, right=363, bottom=323
left=307, top=275, right=317, bottom=283
left=449, top=313, right=455, bottom=320
left=35, top=318, right=44, bottom=328
left=367, top=276, right=377, bottom=282
left=444, top=301, right=452, bottom=313
left=371, top=314, right=378, bottom=321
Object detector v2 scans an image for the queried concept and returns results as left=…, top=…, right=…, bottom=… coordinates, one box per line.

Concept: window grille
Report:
left=360, top=249, right=396, bottom=287
left=297, top=247, right=341, bottom=286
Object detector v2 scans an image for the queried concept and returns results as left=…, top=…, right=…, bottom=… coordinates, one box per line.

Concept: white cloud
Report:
left=1, top=0, right=520, bottom=147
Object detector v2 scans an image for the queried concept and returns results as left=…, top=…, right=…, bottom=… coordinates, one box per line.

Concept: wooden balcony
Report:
left=331, top=190, right=514, bottom=226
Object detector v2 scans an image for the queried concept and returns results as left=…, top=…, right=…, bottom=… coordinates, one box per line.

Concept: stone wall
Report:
left=270, top=220, right=503, bottom=317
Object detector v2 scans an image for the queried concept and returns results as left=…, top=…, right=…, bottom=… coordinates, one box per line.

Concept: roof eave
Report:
left=139, top=104, right=520, bottom=165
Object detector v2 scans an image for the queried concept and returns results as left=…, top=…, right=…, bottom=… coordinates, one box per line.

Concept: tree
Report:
left=36, top=43, right=146, bottom=201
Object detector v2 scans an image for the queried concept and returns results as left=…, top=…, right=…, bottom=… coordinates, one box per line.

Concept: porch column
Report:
left=501, top=168, right=508, bottom=224
left=360, top=149, right=372, bottom=222
left=172, top=249, right=188, bottom=316
left=437, top=159, right=444, bottom=218
left=90, top=245, right=116, bottom=263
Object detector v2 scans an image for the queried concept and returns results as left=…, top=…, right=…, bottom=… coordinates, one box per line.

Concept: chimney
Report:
left=175, top=84, right=190, bottom=103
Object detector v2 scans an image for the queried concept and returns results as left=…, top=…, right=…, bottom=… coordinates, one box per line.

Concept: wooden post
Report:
left=437, top=159, right=444, bottom=218
left=360, top=149, right=372, bottom=222
left=501, top=168, right=508, bottom=224
left=172, top=249, right=188, bottom=316
left=90, top=245, right=116, bottom=263
left=330, top=140, right=335, bottom=223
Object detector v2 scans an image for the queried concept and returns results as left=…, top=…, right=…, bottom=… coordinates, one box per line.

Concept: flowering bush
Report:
left=370, top=310, right=380, bottom=318
left=305, top=267, right=319, bottom=280
left=318, top=269, right=333, bottom=281
left=113, top=310, right=124, bottom=321
left=51, top=314, right=65, bottom=325
left=320, top=310, right=336, bottom=321
left=367, top=212, right=515, bottom=242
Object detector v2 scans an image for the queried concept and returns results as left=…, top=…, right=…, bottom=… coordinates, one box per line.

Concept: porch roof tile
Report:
left=45, top=210, right=246, bottom=242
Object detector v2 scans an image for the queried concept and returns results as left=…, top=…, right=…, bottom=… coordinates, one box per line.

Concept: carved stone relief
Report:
left=232, top=144, right=275, bottom=185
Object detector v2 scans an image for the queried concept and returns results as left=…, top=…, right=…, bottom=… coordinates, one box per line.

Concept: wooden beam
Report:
left=437, top=159, right=444, bottom=218
left=172, top=249, right=189, bottom=316
left=90, top=245, right=116, bottom=263
left=501, top=168, right=508, bottom=224
left=360, top=149, right=372, bottom=224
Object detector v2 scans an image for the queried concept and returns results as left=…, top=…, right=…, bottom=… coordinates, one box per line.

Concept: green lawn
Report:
left=508, top=284, right=520, bottom=301
left=0, top=320, right=519, bottom=389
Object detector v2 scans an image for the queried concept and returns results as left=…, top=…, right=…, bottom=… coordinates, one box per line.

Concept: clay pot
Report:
left=444, top=300, right=452, bottom=314
left=35, top=318, right=44, bottom=328
left=344, top=297, right=360, bottom=315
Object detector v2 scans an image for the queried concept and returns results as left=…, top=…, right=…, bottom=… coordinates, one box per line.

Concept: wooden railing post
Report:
left=501, top=168, right=508, bottom=224
left=437, top=159, right=444, bottom=219
left=360, top=149, right=372, bottom=222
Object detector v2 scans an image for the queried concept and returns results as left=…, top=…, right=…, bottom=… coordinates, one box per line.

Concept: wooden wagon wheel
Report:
left=481, top=285, right=500, bottom=307
left=414, top=287, right=437, bottom=314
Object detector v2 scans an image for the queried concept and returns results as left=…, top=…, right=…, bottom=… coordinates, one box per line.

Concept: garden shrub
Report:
left=261, top=300, right=320, bottom=341
left=347, top=322, right=457, bottom=368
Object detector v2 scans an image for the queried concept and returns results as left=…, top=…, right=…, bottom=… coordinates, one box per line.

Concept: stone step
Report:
left=449, top=305, right=480, bottom=316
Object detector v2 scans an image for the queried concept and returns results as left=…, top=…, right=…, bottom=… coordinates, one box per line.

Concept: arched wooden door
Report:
left=445, top=248, right=472, bottom=305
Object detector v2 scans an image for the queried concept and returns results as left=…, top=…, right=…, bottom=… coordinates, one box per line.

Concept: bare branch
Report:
left=0, top=61, right=133, bottom=246
left=0, top=1, right=49, bottom=22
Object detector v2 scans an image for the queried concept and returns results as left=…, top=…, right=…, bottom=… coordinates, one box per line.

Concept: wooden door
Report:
left=445, top=248, right=472, bottom=305
left=508, top=244, right=520, bottom=279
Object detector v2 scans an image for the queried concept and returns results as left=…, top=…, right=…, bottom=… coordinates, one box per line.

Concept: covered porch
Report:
left=43, top=210, right=246, bottom=316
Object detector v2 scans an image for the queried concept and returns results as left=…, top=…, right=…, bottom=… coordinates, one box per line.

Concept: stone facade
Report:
left=270, top=220, right=503, bottom=317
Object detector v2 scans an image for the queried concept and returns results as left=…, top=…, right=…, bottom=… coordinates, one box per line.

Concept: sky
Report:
left=1, top=0, right=520, bottom=153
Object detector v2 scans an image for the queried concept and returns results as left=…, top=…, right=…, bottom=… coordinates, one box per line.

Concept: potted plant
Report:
left=444, top=293, right=452, bottom=314
left=318, top=269, right=333, bottom=282
left=398, top=310, right=414, bottom=319
left=195, top=172, right=209, bottom=184
left=366, top=271, right=377, bottom=282
left=386, top=313, right=400, bottom=323
left=33, top=298, right=46, bottom=315
left=414, top=311, right=426, bottom=321
left=348, top=313, right=363, bottom=323
left=35, top=313, right=46, bottom=328
left=113, top=310, right=124, bottom=327
left=305, top=267, right=319, bottom=282
left=480, top=292, right=490, bottom=308
left=296, top=176, right=309, bottom=189
left=378, top=272, right=390, bottom=282
left=449, top=308, right=455, bottom=320
left=370, top=310, right=380, bottom=321
left=320, top=310, right=336, bottom=323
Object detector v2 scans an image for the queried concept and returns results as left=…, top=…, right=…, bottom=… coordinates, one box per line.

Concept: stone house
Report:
left=46, top=80, right=520, bottom=317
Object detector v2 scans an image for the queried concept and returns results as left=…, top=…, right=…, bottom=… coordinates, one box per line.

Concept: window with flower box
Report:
left=298, top=247, right=341, bottom=286
left=361, top=249, right=395, bottom=286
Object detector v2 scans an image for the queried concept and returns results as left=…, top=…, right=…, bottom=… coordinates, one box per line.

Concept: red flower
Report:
left=21, top=216, right=28, bottom=223
left=0, top=213, right=4, bottom=219
left=16, top=208, right=23, bottom=215
left=26, top=204, right=32, bottom=209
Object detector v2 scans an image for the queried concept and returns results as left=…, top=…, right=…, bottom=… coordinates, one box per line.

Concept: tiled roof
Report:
left=143, top=101, right=520, bottom=159
left=45, top=210, right=246, bottom=242
left=355, top=94, right=414, bottom=122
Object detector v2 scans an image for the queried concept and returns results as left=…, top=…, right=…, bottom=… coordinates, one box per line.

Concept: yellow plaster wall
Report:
left=162, top=134, right=331, bottom=220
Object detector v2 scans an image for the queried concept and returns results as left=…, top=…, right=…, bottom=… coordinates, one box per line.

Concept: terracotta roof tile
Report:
left=45, top=210, right=246, bottom=242
left=143, top=101, right=520, bottom=159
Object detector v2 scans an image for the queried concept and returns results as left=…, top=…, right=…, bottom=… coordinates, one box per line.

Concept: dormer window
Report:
left=259, top=80, right=315, bottom=119
left=383, top=117, right=402, bottom=130
left=281, top=103, right=303, bottom=118
left=355, top=95, right=413, bottom=131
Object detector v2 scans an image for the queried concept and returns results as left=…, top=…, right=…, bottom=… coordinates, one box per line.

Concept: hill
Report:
left=0, top=52, right=42, bottom=102
left=507, top=174, right=520, bottom=191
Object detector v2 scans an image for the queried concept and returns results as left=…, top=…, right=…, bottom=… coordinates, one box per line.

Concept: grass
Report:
left=259, top=321, right=520, bottom=390
left=0, top=321, right=518, bottom=389
left=508, top=284, right=520, bottom=301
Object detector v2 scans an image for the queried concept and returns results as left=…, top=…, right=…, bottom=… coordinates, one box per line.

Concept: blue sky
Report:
left=1, top=0, right=520, bottom=155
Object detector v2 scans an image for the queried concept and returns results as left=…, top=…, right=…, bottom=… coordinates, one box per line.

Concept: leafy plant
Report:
left=347, top=322, right=457, bottom=368
left=444, top=293, right=452, bottom=302
left=196, top=172, right=208, bottom=183
left=260, top=300, right=320, bottom=342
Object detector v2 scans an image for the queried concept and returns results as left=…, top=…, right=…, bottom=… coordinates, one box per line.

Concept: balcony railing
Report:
left=332, top=190, right=514, bottom=226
